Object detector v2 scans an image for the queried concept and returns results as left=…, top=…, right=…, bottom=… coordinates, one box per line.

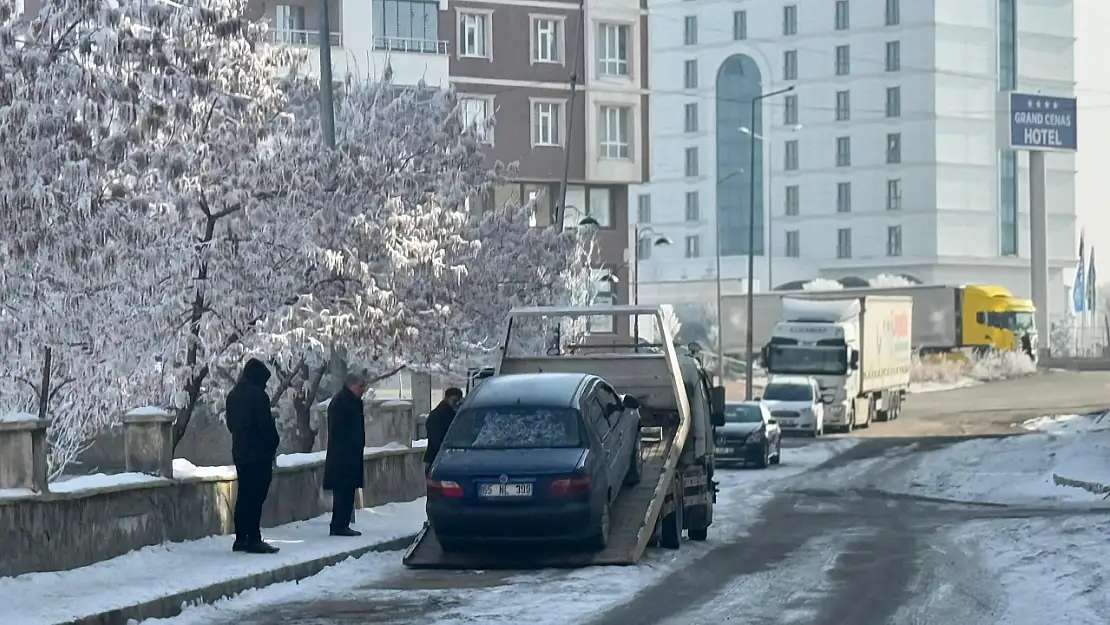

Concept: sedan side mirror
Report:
left=710, top=386, right=726, bottom=427
left=752, top=396, right=761, bottom=402
left=767, top=418, right=778, bottom=425
left=622, top=394, right=641, bottom=410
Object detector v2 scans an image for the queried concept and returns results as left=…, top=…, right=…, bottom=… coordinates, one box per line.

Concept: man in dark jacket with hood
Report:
left=324, top=372, right=369, bottom=536
left=225, top=358, right=281, bottom=554
left=423, top=387, right=464, bottom=475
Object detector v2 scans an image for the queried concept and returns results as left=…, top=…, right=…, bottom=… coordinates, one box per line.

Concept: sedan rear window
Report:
left=444, top=407, right=583, bottom=449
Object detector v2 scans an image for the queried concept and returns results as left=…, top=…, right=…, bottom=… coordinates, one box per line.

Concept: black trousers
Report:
left=331, top=487, right=357, bottom=530
left=234, top=460, right=273, bottom=542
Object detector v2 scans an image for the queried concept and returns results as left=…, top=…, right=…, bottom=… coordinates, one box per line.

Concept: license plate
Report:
left=715, top=447, right=734, bottom=454
left=480, top=483, right=532, bottom=498
left=780, top=420, right=796, bottom=426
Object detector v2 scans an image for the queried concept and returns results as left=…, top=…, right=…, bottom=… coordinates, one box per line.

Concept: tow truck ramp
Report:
left=402, top=430, right=675, bottom=569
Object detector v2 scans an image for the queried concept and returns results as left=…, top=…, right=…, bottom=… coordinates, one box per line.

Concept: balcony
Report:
left=372, top=36, right=448, bottom=55
left=269, top=28, right=343, bottom=48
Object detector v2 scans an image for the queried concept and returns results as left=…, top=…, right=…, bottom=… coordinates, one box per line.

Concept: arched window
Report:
left=716, top=55, right=763, bottom=257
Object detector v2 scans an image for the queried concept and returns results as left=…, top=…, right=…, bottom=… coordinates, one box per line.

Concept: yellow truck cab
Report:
left=964, top=285, right=1036, bottom=354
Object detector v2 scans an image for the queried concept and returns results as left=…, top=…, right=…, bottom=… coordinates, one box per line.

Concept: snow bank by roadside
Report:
left=143, top=439, right=862, bottom=625
left=901, top=412, right=1110, bottom=504
left=1, top=499, right=426, bottom=625
left=946, top=516, right=1110, bottom=624
left=908, top=350, right=1036, bottom=394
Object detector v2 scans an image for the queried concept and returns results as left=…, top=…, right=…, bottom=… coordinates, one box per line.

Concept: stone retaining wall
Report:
left=0, top=447, right=425, bottom=577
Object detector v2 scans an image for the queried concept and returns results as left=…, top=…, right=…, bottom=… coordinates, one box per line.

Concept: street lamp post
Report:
left=631, top=226, right=671, bottom=341
left=739, top=123, right=802, bottom=291
left=744, top=86, right=794, bottom=399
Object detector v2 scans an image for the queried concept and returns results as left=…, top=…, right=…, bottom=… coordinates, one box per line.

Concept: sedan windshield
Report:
left=724, top=404, right=763, bottom=423
left=444, top=407, right=583, bottom=449
left=763, top=384, right=813, bottom=402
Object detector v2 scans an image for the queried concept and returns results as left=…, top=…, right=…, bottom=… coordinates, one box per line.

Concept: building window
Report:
left=599, top=105, right=631, bottom=159
left=733, top=10, right=747, bottom=40
left=685, top=191, right=700, bottom=221
left=275, top=4, right=307, bottom=42
left=637, top=194, right=651, bottom=223
left=597, top=23, right=630, bottom=77
left=459, top=95, right=494, bottom=143
left=999, top=0, right=1016, bottom=89
left=458, top=11, right=491, bottom=58
left=637, top=237, right=653, bottom=261
left=371, top=0, right=440, bottom=53
left=836, top=182, right=851, bottom=212
left=684, top=102, right=698, bottom=132
left=531, top=100, right=563, bottom=146
left=835, top=0, right=850, bottom=30
left=586, top=187, right=613, bottom=228
left=885, top=41, right=901, bottom=72
left=588, top=270, right=615, bottom=333
left=783, top=50, right=798, bottom=80
left=683, top=16, right=697, bottom=45
left=885, top=86, right=901, bottom=117
left=836, top=136, right=851, bottom=167
left=835, top=90, right=850, bottom=121
left=886, top=0, right=900, bottom=26
left=784, top=139, right=799, bottom=171
left=887, top=179, right=902, bottom=210
left=835, top=45, right=850, bottom=75
left=837, top=228, right=852, bottom=259
left=785, top=230, right=800, bottom=257
left=783, top=94, right=798, bottom=126
left=683, top=59, right=698, bottom=89
left=886, top=133, right=902, bottom=163
left=784, top=185, right=800, bottom=216
left=1000, top=150, right=1018, bottom=255
left=783, top=5, right=797, bottom=35
left=685, top=235, right=701, bottom=258
left=887, top=225, right=903, bottom=256
left=716, top=54, right=765, bottom=257
left=684, top=147, right=699, bottom=177
left=531, top=16, right=563, bottom=64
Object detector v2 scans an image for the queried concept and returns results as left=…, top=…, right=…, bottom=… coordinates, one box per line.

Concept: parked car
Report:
left=426, top=372, right=643, bottom=552
left=761, top=375, right=824, bottom=437
left=714, top=401, right=781, bottom=468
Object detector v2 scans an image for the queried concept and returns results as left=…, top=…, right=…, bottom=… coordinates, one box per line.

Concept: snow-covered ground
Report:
left=897, top=411, right=1110, bottom=504
left=2, top=500, right=426, bottom=625
left=140, top=439, right=861, bottom=625
left=907, top=350, right=1036, bottom=394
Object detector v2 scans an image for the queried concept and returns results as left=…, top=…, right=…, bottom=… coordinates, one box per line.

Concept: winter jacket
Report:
left=323, top=386, right=366, bottom=491
left=225, top=358, right=280, bottom=466
left=423, top=400, right=457, bottom=465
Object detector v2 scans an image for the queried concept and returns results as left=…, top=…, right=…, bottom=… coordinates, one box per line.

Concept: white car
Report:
left=759, top=376, right=824, bottom=437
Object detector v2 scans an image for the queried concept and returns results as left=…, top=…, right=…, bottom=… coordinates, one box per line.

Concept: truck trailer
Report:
left=760, top=295, right=913, bottom=432
left=403, top=305, right=726, bottom=569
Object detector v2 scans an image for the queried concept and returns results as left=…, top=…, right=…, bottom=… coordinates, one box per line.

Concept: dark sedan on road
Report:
left=714, top=401, right=781, bottom=469
left=426, top=372, right=643, bottom=552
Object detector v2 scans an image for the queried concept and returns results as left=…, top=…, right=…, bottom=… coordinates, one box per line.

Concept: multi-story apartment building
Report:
left=445, top=0, right=649, bottom=337
left=250, top=0, right=451, bottom=86
left=632, top=0, right=1078, bottom=311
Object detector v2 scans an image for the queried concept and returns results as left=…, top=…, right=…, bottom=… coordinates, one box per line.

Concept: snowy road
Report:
left=144, top=374, right=1110, bottom=625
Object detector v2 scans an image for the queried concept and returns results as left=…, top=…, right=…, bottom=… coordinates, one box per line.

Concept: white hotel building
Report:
left=631, top=0, right=1078, bottom=310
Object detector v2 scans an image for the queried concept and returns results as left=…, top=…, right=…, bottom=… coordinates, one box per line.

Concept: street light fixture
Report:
left=742, top=86, right=795, bottom=399
left=559, top=205, right=599, bottom=229
left=632, top=226, right=671, bottom=341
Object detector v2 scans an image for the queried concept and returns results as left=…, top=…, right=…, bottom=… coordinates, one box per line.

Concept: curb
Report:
left=58, top=534, right=418, bottom=625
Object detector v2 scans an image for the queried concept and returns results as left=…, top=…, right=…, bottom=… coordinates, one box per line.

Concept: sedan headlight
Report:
left=746, top=428, right=766, bottom=443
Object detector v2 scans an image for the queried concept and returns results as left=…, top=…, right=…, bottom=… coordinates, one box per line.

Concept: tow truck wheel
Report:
left=689, top=523, right=709, bottom=541
left=661, top=478, right=684, bottom=550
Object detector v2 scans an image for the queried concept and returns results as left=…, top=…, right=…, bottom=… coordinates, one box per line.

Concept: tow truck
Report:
left=403, top=305, right=726, bottom=568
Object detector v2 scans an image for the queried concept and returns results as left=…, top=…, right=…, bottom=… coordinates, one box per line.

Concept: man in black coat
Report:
left=225, top=358, right=281, bottom=554
left=324, top=372, right=368, bottom=536
left=423, top=387, right=464, bottom=475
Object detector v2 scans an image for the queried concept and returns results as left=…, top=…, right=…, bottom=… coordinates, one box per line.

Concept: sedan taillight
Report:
left=549, top=477, right=592, bottom=498
left=427, top=478, right=464, bottom=498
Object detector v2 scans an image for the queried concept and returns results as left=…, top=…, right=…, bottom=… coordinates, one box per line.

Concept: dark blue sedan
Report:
left=426, top=372, right=643, bottom=552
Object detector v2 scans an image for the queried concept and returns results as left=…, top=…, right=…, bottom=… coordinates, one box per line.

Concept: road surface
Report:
left=158, top=372, right=1110, bottom=625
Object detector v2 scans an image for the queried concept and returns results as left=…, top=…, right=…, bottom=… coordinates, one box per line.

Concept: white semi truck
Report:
left=759, top=296, right=912, bottom=432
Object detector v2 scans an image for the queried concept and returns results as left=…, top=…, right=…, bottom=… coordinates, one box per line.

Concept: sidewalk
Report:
left=3, top=499, right=427, bottom=625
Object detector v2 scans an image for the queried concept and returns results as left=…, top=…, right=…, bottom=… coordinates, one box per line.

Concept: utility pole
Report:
left=318, top=0, right=336, bottom=148
left=558, top=0, right=587, bottom=224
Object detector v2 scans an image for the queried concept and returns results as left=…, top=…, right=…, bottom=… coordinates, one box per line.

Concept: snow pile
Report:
left=48, top=472, right=164, bottom=493
left=900, top=413, right=1110, bottom=504
left=801, top=278, right=844, bottom=291
left=172, top=459, right=237, bottom=480
left=868, top=274, right=916, bottom=287
left=0, top=411, right=38, bottom=422
left=910, top=349, right=1036, bottom=389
